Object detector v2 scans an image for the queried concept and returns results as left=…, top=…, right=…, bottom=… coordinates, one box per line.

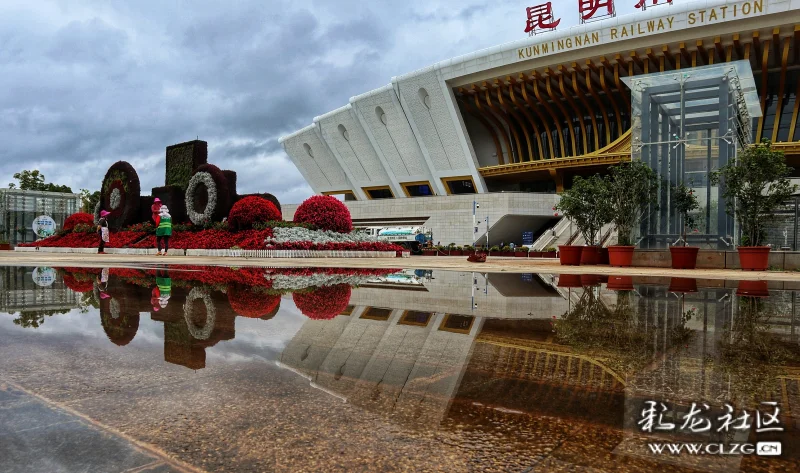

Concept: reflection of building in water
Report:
left=0, top=266, right=80, bottom=313
left=352, top=270, right=568, bottom=320
left=280, top=279, right=800, bottom=471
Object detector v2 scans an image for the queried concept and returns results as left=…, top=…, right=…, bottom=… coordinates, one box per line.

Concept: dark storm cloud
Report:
left=1, top=0, right=619, bottom=202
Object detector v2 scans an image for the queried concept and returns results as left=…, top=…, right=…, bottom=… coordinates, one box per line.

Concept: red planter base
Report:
left=607, top=275, right=634, bottom=291
left=608, top=246, right=635, bottom=267
left=514, top=251, right=527, bottom=257
left=542, top=251, right=556, bottom=258
left=668, top=277, right=698, bottom=293
left=558, top=246, right=583, bottom=266
left=738, top=246, right=771, bottom=271
left=736, top=280, right=769, bottom=297
left=0, top=243, right=10, bottom=251
left=580, top=246, right=603, bottom=265
left=557, top=274, right=583, bottom=288
left=670, top=246, right=699, bottom=269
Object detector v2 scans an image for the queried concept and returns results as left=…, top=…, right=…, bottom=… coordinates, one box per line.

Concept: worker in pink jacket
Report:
left=151, top=198, right=162, bottom=227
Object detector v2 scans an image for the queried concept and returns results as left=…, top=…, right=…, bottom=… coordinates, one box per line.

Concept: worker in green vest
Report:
left=156, top=205, right=173, bottom=256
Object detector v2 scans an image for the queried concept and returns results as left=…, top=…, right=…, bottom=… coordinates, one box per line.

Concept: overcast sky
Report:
left=0, top=0, right=644, bottom=204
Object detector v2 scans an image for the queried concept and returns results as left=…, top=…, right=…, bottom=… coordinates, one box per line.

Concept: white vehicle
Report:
left=358, top=226, right=432, bottom=253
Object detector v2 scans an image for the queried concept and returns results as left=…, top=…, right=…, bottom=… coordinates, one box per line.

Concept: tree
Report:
left=8, top=169, right=73, bottom=193
left=672, top=183, right=700, bottom=247
left=711, top=140, right=797, bottom=246
left=606, top=161, right=658, bottom=246
left=555, top=175, right=611, bottom=246
left=80, top=189, right=101, bottom=213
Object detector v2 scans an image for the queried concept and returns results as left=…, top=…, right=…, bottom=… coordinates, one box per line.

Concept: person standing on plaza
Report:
left=97, top=210, right=110, bottom=254
left=151, top=198, right=163, bottom=227
left=156, top=205, right=173, bottom=256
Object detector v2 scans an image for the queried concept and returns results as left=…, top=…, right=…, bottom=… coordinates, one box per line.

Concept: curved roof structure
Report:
left=281, top=0, right=800, bottom=198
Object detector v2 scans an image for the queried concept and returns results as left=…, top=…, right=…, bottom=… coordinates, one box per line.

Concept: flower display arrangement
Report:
left=58, top=266, right=400, bottom=322
left=23, top=141, right=403, bottom=255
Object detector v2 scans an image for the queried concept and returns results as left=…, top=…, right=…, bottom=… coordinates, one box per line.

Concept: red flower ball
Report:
left=228, top=284, right=281, bottom=318
left=228, top=196, right=282, bottom=230
left=293, top=195, right=352, bottom=233
left=63, top=212, right=95, bottom=232
left=62, top=272, right=95, bottom=293
left=292, top=284, right=351, bottom=320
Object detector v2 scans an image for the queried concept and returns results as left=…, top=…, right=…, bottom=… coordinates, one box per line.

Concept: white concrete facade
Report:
left=279, top=0, right=799, bottom=198
left=282, top=192, right=560, bottom=246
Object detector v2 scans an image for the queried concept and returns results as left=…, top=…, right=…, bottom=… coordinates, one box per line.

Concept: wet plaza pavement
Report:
left=1, top=264, right=800, bottom=472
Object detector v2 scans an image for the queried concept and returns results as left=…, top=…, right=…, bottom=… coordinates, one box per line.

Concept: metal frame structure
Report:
left=623, top=61, right=762, bottom=249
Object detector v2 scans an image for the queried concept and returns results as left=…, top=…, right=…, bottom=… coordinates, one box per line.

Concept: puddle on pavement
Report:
left=1, top=265, right=799, bottom=472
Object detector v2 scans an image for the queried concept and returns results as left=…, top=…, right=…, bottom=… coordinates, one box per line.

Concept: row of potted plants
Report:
left=555, top=141, right=796, bottom=271
left=421, top=245, right=558, bottom=257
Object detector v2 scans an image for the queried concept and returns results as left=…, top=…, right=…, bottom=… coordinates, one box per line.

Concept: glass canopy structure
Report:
left=622, top=61, right=762, bottom=249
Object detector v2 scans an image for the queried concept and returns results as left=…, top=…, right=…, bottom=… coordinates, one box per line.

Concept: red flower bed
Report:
left=293, top=195, right=352, bottom=233
left=106, top=231, right=147, bottom=248
left=62, top=272, right=95, bottom=292
left=228, top=196, right=282, bottom=230
left=19, top=232, right=99, bottom=248
left=292, top=284, right=352, bottom=320
left=228, top=285, right=281, bottom=318
left=63, top=213, right=95, bottom=231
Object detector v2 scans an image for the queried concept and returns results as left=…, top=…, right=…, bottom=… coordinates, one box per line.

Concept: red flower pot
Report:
left=580, top=274, right=603, bottom=287
left=557, top=274, right=583, bottom=288
left=580, top=246, right=603, bottom=265
left=515, top=251, right=527, bottom=257
left=736, top=280, right=770, bottom=297
left=670, top=246, right=699, bottom=269
left=668, top=277, right=698, bottom=293
left=608, top=246, right=635, bottom=267
left=558, top=245, right=583, bottom=266
left=0, top=243, right=10, bottom=251
left=607, top=275, right=634, bottom=291
left=737, top=246, right=771, bottom=271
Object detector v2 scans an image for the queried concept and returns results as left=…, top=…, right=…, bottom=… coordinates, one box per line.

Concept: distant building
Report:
left=0, top=188, right=81, bottom=245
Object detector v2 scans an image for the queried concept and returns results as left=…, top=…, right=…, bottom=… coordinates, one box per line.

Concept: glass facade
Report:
left=0, top=189, right=81, bottom=245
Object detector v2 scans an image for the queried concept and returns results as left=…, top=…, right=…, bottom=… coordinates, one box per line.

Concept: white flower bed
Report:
left=186, top=172, right=218, bottom=225
left=109, top=188, right=122, bottom=210
left=265, top=272, right=383, bottom=291
left=269, top=227, right=376, bottom=245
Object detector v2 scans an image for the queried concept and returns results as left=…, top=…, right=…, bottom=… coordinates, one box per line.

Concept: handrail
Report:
left=531, top=217, right=571, bottom=251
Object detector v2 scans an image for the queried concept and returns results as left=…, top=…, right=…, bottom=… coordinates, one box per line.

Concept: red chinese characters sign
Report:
left=580, top=0, right=615, bottom=22
left=635, top=0, right=673, bottom=9
left=524, top=2, right=560, bottom=35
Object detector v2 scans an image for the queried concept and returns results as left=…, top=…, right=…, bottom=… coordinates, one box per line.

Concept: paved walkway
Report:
left=2, top=252, right=799, bottom=282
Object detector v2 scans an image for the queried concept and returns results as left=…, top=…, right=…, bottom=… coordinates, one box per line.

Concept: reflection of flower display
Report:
left=228, top=285, right=280, bottom=319
left=293, top=284, right=352, bottom=320
left=109, top=188, right=122, bottom=210
left=184, top=287, right=216, bottom=340
left=267, top=272, right=385, bottom=291
left=62, top=272, right=95, bottom=293
left=186, top=171, right=218, bottom=225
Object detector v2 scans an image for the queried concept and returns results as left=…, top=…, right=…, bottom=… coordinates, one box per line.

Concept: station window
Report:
left=322, top=190, right=357, bottom=201
left=363, top=186, right=394, bottom=199
left=401, top=181, right=434, bottom=197
left=438, top=314, right=475, bottom=334
left=360, top=307, right=393, bottom=321
left=399, top=310, right=433, bottom=327
left=340, top=305, right=355, bottom=316
left=442, top=177, right=476, bottom=195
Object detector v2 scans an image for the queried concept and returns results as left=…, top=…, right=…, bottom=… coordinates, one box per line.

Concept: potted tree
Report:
left=670, top=183, right=701, bottom=269
left=515, top=246, right=529, bottom=257
left=606, top=161, right=658, bottom=267
left=489, top=245, right=500, bottom=256
left=712, top=140, right=797, bottom=271
left=542, top=247, right=557, bottom=258
left=0, top=235, right=10, bottom=251
left=554, top=175, right=611, bottom=265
